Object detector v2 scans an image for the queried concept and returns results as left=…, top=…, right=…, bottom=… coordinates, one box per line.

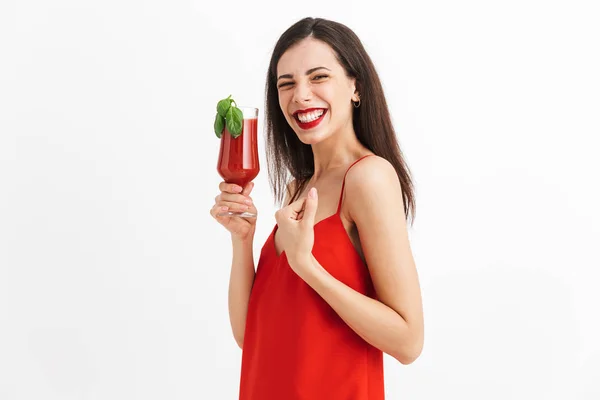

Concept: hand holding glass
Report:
left=216, top=107, right=260, bottom=218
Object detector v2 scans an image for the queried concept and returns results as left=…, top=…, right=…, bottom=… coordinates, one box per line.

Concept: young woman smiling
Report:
left=210, top=17, right=424, bottom=400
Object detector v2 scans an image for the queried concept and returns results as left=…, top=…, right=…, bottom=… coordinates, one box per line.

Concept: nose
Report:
left=292, top=81, right=312, bottom=104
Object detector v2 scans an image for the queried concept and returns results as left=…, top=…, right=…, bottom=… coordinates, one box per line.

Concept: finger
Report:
left=288, top=196, right=307, bottom=213
left=241, top=181, right=254, bottom=196
left=210, top=204, right=230, bottom=219
left=277, top=202, right=303, bottom=222
left=302, top=187, right=319, bottom=226
left=217, top=192, right=253, bottom=206
left=219, top=182, right=244, bottom=194
left=216, top=200, right=251, bottom=213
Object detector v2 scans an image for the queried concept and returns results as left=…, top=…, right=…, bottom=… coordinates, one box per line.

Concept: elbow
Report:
left=393, top=336, right=423, bottom=365
left=234, top=333, right=244, bottom=350
left=231, top=321, right=245, bottom=349
left=395, top=347, right=422, bottom=365
left=234, top=336, right=243, bottom=350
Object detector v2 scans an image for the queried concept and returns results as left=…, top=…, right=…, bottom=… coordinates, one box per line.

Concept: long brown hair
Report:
left=265, top=17, right=416, bottom=223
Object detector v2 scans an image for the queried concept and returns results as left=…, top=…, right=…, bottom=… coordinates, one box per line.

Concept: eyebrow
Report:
left=277, top=66, right=331, bottom=81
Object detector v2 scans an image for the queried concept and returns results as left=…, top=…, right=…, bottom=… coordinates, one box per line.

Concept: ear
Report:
left=350, top=78, right=360, bottom=102
left=349, top=77, right=357, bottom=98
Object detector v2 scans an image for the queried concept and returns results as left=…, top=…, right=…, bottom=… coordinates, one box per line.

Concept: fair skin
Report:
left=273, top=37, right=423, bottom=364
left=211, top=37, right=423, bottom=364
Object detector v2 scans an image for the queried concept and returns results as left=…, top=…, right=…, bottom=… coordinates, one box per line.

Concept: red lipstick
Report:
left=293, top=108, right=328, bottom=130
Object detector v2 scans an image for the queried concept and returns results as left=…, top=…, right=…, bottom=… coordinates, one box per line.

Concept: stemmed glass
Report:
left=216, top=106, right=260, bottom=218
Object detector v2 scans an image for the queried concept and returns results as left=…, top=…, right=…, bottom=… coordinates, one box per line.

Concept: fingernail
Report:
left=244, top=199, right=253, bottom=205
left=221, top=206, right=229, bottom=211
left=309, top=187, right=316, bottom=198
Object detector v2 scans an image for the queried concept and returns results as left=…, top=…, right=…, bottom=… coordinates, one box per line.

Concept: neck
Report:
left=310, top=120, right=367, bottom=181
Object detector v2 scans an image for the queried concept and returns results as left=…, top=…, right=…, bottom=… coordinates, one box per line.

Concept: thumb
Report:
left=302, top=187, right=319, bottom=226
left=241, top=181, right=254, bottom=196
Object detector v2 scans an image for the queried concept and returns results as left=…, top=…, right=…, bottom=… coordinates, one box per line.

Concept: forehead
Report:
left=277, top=38, right=341, bottom=75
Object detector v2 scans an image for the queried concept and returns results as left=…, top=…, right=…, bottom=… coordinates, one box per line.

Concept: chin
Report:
left=296, top=130, right=328, bottom=145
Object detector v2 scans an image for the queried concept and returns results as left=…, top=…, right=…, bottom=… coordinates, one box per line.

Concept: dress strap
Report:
left=335, top=154, right=375, bottom=215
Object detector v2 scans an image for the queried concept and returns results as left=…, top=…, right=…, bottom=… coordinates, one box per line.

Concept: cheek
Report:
left=278, top=92, right=290, bottom=112
left=324, top=89, right=349, bottom=117
left=278, top=93, right=294, bottom=125
left=318, top=86, right=341, bottom=111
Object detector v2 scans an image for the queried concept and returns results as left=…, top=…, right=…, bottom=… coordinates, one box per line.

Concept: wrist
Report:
left=231, top=233, right=254, bottom=247
left=288, top=251, right=313, bottom=270
left=290, top=252, right=325, bottom=285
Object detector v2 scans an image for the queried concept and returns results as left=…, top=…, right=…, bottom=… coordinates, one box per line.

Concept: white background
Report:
left=1, top=0, right=599, bottom=399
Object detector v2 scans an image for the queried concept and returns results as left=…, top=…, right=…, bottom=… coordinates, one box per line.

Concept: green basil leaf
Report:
left=231, top=107, right=243, bottom=136
left=214, top=114, right=225, bottom=138
left=226, top=106, right=243, bottom=137
left=217, top=95, right=232, bottom=118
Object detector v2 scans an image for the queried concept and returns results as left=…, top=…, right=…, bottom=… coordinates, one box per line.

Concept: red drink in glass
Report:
left=217, top=106, right=259, bottom=218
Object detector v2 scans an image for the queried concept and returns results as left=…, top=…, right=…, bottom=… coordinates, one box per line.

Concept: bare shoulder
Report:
left=344, top=155, right=406, bottom=223
left=346, top=155, right=398, bottom=187
left=344, top=155, right=423, bottom=363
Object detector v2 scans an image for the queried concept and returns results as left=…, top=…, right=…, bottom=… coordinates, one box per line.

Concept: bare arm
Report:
left=289, top=158, right=424, bottom=364
left=228, top=236, right=256, bottom=349
left=228, top=180, right=295, bottom=348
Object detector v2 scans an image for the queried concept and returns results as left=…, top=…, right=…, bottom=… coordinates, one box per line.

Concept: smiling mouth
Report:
left=293, top=108, right=328, bottom=130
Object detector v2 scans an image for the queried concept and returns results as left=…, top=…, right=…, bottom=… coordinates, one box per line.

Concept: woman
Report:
left=210, top=17, right=424, bottom=399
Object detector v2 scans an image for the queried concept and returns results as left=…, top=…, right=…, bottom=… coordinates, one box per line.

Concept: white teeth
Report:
left=297, top=109, right=324, bottom=123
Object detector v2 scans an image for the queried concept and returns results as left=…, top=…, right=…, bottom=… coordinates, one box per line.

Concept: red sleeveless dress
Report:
left=239, top=155, right=384, bottom=399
